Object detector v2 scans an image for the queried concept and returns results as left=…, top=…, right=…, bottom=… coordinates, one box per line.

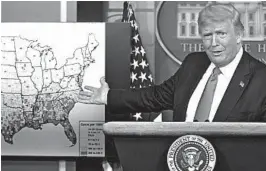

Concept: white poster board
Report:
left=1, top=23, right=105, bottom=156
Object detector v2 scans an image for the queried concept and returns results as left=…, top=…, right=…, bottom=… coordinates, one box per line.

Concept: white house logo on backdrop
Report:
left=176, top=2, right=266, bottom=41
left=156, top=1, right=266, bottom=64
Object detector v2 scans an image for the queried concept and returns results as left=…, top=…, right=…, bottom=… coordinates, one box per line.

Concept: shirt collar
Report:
left=210, top=47, right=243, bottom=79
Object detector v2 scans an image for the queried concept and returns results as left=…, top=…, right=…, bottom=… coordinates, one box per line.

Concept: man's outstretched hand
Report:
left=78, top=77, right=110, bottom=105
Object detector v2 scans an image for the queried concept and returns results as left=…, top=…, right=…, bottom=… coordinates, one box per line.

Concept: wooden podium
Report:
left=103, top=122, right=266, bottom=171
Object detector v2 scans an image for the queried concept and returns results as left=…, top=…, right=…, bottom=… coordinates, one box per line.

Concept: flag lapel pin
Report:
left=239, top=81, right=245, bottom=88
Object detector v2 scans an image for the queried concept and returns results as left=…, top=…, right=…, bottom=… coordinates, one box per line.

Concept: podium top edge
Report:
left=103, top=122, right=266, bottom=137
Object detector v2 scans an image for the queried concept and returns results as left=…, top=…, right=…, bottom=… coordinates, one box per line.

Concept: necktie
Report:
left=194, top=67, right=221, bottom=122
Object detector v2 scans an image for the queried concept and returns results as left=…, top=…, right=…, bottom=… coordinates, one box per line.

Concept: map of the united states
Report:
left=1, top=33, right=99, bottom=146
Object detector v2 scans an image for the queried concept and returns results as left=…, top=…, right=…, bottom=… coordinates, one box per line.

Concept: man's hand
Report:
left=78, top=77, right=110, bottom=105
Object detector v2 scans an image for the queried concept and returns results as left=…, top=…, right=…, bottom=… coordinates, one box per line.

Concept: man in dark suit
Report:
left=78, top=3, right=266, bottom=122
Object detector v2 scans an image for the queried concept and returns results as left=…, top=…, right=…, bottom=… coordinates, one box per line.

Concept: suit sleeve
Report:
left=261, top=98, right=266, bottom=122
left=253, top=62, right=266, bottom=122
left=106, top=55, right=192, bottom=114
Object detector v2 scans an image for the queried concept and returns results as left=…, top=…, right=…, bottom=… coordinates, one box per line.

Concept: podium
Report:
left=103, top=122, right=266, bottom=171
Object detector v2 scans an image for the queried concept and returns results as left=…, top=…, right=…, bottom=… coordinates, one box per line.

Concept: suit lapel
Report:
left=213, top=52, right=252, bottom=121
left=180, top=62, right=210, bottom=120
left=174, top=53, right=210, bottom=121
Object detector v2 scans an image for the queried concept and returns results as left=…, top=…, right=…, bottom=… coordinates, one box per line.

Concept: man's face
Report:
left=200, top=20, right=242, bottom=67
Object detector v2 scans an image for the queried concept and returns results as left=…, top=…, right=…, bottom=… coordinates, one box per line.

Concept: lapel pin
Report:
left=239, top=81, right=245, bottom=88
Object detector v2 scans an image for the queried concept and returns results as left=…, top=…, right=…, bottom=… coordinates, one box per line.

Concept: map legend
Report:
left=79, top=121, right=105, bottom=157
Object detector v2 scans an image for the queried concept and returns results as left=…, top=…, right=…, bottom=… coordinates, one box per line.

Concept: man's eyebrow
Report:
left=201, top=30, right=212, bottom=35
left=215, top=30, right=226, bottom=33
left=202, top=29, right=211, bottom=33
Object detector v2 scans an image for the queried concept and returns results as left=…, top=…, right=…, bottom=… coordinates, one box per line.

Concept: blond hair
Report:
left=198, top=3, right=244, bottom=34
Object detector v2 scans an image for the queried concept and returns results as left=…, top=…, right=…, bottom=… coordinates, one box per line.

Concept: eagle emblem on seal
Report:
left=180, top=147, right=204, bottom=171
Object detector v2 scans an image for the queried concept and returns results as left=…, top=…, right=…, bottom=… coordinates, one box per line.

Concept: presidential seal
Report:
left=167, top=135, right=216, bottom=171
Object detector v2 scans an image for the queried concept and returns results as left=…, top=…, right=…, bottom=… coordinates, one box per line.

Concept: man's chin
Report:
left=209, top=57, right=226, bottom=67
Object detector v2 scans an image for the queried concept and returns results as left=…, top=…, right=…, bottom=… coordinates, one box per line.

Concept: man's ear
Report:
left=236, top=31, right=243, bottom=44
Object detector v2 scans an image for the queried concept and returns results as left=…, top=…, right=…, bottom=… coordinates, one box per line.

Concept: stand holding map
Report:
left=1, top=23, right=105, bottom=157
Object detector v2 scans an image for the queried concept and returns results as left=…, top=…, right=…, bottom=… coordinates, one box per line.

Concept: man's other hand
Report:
left=78, top=77, right=110, bottom=105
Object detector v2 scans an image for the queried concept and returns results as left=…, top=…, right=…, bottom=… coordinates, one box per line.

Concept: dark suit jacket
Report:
left=107, top=51, right=266, bottom=122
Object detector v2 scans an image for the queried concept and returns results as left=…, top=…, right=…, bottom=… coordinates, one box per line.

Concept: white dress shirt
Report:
left=186, top=47, right=243, bottom=122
